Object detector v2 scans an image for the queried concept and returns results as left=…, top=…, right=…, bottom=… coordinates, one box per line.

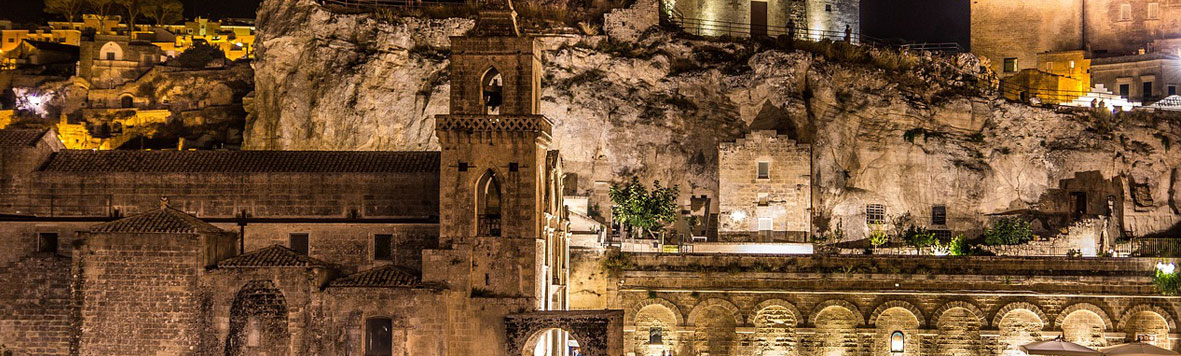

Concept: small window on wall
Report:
left=365, top=317, right=393, bottom=356
left=890, top=331, right=905, bottom=352
left=931, top=205, right=947, bottom=226
left=1169, top=85, right=1176, bottom=96
left=38, top=233, right=58, bottom=253
left=1121, top=3, right=1133, bottom=20
left=757, top=192, right=770, bottom=206
left=825, top=4, right=832, bottom=12
left=105, top=52, right=115, bottom=60
left=289, top=233, right=309, bottom=255
left=866, top=204, right=886, bottom=225
left=757, top=161, right=770, bottom=179
left=758, top=217, right=773, bottom=231
left=374, top=234, right=392, bottom=261
left=1148, top=2, right=1160, bottom=19
left=1003, top=58, right=1018, bottom=73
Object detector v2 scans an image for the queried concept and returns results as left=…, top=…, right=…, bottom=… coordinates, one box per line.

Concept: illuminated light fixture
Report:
left=890, top=331, right=905, bottom=353
left=729, top=210, right=747, bottom=222
left=1157, top=262, right=1176, bottom=275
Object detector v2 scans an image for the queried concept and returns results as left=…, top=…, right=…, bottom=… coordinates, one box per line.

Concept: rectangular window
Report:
left=374, top=234, right=392, bottom=261
left=1169, top=85, right=1176, bottom=96
left=289, top=233, right=309, bottom=255
left=866, top=204, right=886, bottom=225
left=758, top=217, right=773, bottom=231
left=757, top=192, right=770, bottom=206
left=105, top=52, right=114, bottom=60
left=931, top=205, right=947, bottom=226
left=365, top=317, right=393, bottom=356
left=1148, top=2, right=1160, bottom=19
left=1003, top=58, right=1018, bottom=73
left=757, top=161, right=770, bottom=179
left=1144, top=81, right=1153, bottom=100
left=1121, top=3, right=1133, bottom=20
left=1120, top=84, right=1131, bottom=98
left=825, top=4, right=832, bottom=12
left=38, top=233, right=58, bottom=253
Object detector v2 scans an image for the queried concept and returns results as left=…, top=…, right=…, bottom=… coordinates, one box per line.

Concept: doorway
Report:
left=750, top=1, right=768, bottom=38
left=1070, top=192, right=1087, bottom=220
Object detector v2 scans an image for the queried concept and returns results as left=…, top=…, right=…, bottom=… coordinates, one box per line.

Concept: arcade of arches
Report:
left=622, top=296, right=1177, bottom=356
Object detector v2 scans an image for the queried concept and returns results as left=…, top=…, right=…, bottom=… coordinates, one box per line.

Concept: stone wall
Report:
left=4, top=170, right=439, bottom=219
left=0, top=254, right=73, bottom=356
left=970, top=0, right=1083, bottom=75
left=1084, top=0, right=1181, bottom=56
left=75, top=232, right=211, bottom=355
left=607, top=254, right=1181, bottom=356
left=805, top=0, right=859, bottom=40
left=717, top=130, right=811, bottom=242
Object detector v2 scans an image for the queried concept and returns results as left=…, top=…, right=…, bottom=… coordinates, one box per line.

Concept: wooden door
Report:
left=751, top=1, right=768, bottom=38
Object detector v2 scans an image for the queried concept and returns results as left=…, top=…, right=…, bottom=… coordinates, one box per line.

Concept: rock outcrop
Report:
left=250, top=0, right=1181, bottom=239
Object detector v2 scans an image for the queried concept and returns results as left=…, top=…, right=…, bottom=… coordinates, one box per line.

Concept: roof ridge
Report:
left=90, top=205, right=224, bottom=234
left=217, top=244, right=333, bottom=268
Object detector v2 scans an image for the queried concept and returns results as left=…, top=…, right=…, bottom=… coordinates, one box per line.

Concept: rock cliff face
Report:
left=250, top=0, right=1181, bottom=239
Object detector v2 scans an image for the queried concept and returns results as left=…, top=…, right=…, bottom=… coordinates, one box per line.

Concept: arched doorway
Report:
left=521, top=328, right=581, bottom=356
left=120, top=95, right=134, bottom=108
left=505, top=310, right=623, bottom=356
left=225, top=280, right=290, bottom=356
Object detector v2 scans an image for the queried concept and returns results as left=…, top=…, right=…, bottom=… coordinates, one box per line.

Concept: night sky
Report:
left=6, top=0, right=971, bottom=49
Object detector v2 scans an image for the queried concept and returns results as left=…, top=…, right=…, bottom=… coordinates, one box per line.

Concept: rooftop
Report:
left=0, top=129, right=48, bottom=148
left=329, top=264, right=421, bottom=288
left=90, top=205, right=224, bottom=234
left=39, top=150, right=440, bottom=173
left=218, top=244, right=332, bottom=268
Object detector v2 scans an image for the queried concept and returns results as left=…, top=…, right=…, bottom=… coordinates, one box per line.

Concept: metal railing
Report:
left=318, top=0, right=466, bottom=9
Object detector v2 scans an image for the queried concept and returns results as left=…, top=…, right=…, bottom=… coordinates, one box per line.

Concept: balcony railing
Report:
left=479, top=214, right=501, bottom=237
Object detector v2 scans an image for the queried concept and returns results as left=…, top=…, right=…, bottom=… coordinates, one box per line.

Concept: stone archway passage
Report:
left=505, top=310, right=623, bottom=356
left=225, top=280, right=290, bottom=356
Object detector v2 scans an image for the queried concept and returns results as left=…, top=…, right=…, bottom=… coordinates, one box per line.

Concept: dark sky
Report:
left=8, top=0, right=970, bottom=48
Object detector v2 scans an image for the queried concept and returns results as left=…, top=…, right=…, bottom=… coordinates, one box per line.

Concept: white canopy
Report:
left=1101, top=342, right=1179, bottom=356
left=1020, top=339, right=1103, bottom=356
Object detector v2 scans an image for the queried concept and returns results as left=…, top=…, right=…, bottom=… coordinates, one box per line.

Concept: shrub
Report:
left=983, top=217, right=1034, bottom=246
left=599, top=249, right=636, bottom=278
left=947, top=234, right=969, bottom=256
left=173, top=42, right=224, bottom=68
left=902, top=225, right=936, bottom=254
left=1154, top=267, right=1180, bottom=296
left=868, top=224, right=889, bottom=250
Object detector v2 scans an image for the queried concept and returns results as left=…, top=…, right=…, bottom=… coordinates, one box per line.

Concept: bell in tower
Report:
left=481, top=68, right=503, bottom=115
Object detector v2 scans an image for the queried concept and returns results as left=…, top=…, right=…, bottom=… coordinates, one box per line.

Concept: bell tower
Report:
left=434, top=0, right=558, bottom=306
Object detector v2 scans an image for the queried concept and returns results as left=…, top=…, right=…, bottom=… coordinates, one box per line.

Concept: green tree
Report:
left=608, top=176, right=679, bottom=240
left=173, top=42, right=225, bottom=68
left=116, top=0, right=146, bottom=28
left=142, top=0, right=183, bottom=26
left=982, top=217, right=1034, bottom=246
left=44, top=0, right=88, bottom=23
left=902, top=225, right=936, bottom=254
left=868, top=224, right=888, bottom=253
left=86, top=0, right=121, bottom=33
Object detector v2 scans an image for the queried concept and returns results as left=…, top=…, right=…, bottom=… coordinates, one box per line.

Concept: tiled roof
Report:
left=0, top=129, right=47, bottom=147
left=329, top=265, right=421, bottom=288
left=90, top=206, right=224, bottom=234
left=218, top=244, right=332, bottom=268
left=40, top=150, right=440, bottom=173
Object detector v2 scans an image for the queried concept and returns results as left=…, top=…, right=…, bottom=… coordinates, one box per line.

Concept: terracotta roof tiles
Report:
left=329, top=264, right=421, bottom=288
left=90, top=206, right=224, bottom=234
left=0, top=129, right=47, bottom=147
left=217, top=244, right=332, bottom=268
left=40, top=150, right=440, bottom=173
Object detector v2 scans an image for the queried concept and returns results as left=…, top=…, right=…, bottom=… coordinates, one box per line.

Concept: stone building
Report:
left=77, top=34, right=166, bottom=90
left=1090, top=51, right=1181, bottom=102
left=0, top=4, right=626, bottom=355
left=717, top=130, right=812, bottom=242
left=972, top=0, right=1181, bottom=76
left=666, top=0, right=859, bottom=40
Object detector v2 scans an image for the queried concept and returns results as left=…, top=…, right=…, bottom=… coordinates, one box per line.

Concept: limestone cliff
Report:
left=250, top=0, right=1181, bottom=239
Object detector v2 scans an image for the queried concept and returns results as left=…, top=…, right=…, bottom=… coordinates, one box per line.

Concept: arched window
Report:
left=477, top=170, right=502, bottom=236
left=890, top=330, right=905, bottom=353
left=481, top=67, right=503, bottom=115
left=648, top=326, right=663, bottom=345
left=120, top=95, right=134, bottom=108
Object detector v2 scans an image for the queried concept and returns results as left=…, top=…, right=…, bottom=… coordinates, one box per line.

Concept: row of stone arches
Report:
left=626, top=297, right=1177, bottom=356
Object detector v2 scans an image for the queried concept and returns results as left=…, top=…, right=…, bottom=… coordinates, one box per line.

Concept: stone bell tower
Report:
left=434, top=0, right=555, bottom=306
